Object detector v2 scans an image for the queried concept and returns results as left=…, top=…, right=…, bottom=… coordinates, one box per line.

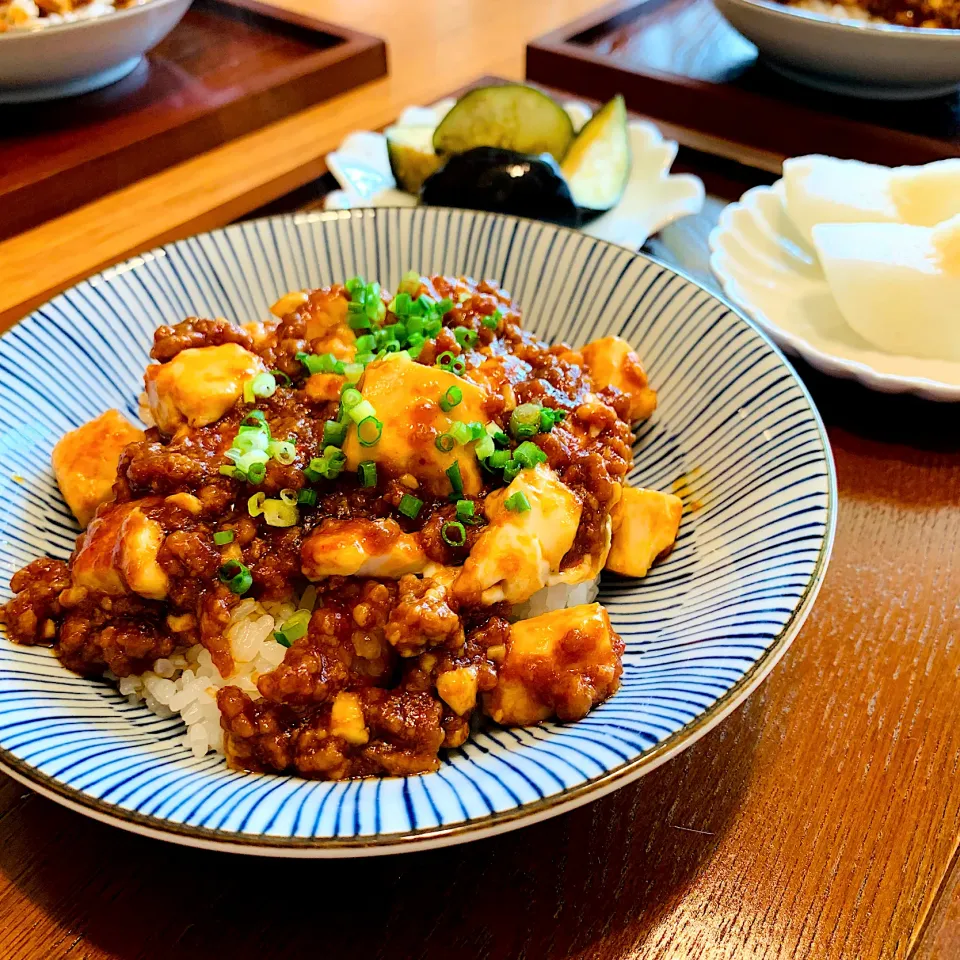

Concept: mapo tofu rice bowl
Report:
left=0, top=273, right=682, bottom=782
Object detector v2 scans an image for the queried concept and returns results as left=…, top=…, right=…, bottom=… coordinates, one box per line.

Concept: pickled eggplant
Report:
left=561, top=95, right=631, bottom=215
left=432, top=85, right=575, bottom=163
left=420, top=147, right=579, bottom=227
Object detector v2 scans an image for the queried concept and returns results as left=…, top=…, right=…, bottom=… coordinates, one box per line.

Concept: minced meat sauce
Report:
left=1, top=276, right=634, bottom=780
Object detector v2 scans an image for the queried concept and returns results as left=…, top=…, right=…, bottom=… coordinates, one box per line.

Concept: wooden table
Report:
left=2, top=4, right=960, bottom=959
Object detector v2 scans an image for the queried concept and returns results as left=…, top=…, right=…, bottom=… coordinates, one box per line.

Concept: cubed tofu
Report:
left=436, top=665, right=480, bottom=716
left=144, top=343, right=265, bottom=434
left=454, top=465, right=582, bottom=605
left=329, top=692, right=369, bottom=745
left=72, top=501, right=169, bottom=600
left=342, top=353, right=488, bottom=496
left=301, top=519, right=428, bottom=580
left=581, top=336, right=657, bottom=421
left=605, top=486, right=682, bottom=577
left=483, top=603, right=623, bottom=725
left=51, top=409, right=143, bottom=527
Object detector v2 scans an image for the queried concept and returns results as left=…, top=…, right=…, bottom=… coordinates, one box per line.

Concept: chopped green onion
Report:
left=454, top=327, right=478, bottom=348
left=357, top=416, right=383, bottom=447
left=271, top=369, right=291, bottom=387
left=510, top=403, right=542, bottom=439
left=398, top=493, right=423, bottom=519
left=341, top=387, right=363, bottom=410
left=306, top=446, right=346, bottom=481
left=251, top=372, right=277, bottom=399
left=246, top=461, right=267, bottom=484
left=449, top=421, right=472, bottom=445
left=474, top=435, right=495, bottom=460
left=358, top=461, right=377, bottom=487
left=503, top=459, right=522, bottom=483
left=436, top=351, right=457, bottom=371
left=274, top=631, right=292, bottom=648
left=280, top=609, right=311, bottom=643
left=214, top=530, right=235, bottom=545
left=441, top=520, right=466, bottom=547
left=243, top=410, right=267, bottom=426
left=297, top=488, right=317, bottom=506
left=468, top=422, right=485, bottom=440
left=504, top=491, right=532, bottom=513
left=348, top=399, right=377, bottom=424
left=219, top=465, right=240, bottom=478
left=485, top=421, right=510, bottom=447
left=436, top=352, right=466, bottom=376
left=488, top=450, right=511, bottom=470
left=267, top=439, right=296, bottom=464
left=398, top=270, right=421, bottom=296
left=298, top=352, right=342, bottom=375
left=347, top=312, right=372, bottom=331
left=455, top=500, right=476, bottom=523
left=279, top=488, right=298, bottom=506
left=323, top=420, right=346, bottom=447
left=354, top=334, right=376, bottom=353
left=439, top=385, right=463, bottom=412
left=233, top=448, right=269, bottom=474
left=435, top=433, right=456, bottom=453
left=263, top=498, right=298, bottom=527
left=482, top=310, right=501, bottom=330
left=343, top=362, right=364, bottom=383
left=248, top=492, right=266, bottom=517
left=446, top=460, right=463, bottom=497
left=513, top=441, right=547, bottom=469
left=219, top=560, right=253, bottom=595
left=540, top=407, right=567, bottom=432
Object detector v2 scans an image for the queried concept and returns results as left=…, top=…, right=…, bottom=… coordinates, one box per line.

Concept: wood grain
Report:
left=3, top=164, right=960, bottom=958
left=0, top=391, right=957, bottom=960
left=526, top=0, right=960, bottom=173
left=0, top=0, right=616, bottom=332
left=0, top=0, right=386, bottom=242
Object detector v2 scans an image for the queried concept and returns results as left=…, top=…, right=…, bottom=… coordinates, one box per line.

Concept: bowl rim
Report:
left=0, top=207, right=838, bottom=856
left=0, top=0, right=188, bottom=42
left=716, top=0, right=960, bottom=37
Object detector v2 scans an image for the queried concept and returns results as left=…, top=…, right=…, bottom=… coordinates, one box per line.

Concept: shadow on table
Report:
left=0, top=691, right=766, bottom=960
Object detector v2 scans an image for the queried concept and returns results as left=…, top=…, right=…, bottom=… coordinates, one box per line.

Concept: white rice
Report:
left=788, top=0, right=884, bottom=22
left=116, top=578, right=594, bottom=759
left=114, top=596, right=298, bottom=759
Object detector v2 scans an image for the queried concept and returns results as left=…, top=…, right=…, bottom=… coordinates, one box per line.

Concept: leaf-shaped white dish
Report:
left=324, top=99, right=705, bottom=251
left=708, top=182, right=960, bottom=401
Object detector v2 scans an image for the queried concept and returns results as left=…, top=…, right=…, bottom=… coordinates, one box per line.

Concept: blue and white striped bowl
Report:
left=0, top=208, right=836, bottom=856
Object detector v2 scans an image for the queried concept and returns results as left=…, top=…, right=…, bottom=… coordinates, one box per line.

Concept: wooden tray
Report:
left=526, top=0, right=960, bottom=173
left=0, top=0, right=387, bottom=242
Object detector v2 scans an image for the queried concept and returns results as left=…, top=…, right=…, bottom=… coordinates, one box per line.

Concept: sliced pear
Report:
left=561, top=95, right=631, bottom=216
left=386, top=125, right=442, bottom=195
left=812, top=213, right=960, bottom=361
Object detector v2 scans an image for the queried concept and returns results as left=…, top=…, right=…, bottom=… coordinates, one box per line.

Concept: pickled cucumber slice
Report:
left=386, top=125, right=443, bottom=194
left=432, top=84, right=574, bottom=162
left=561, top=95, right=631, bottom=214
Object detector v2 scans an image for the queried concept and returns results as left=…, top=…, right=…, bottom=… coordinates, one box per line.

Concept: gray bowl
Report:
left=0, top=0, right=191, bottom=102
left=713, top=0, right=960, bottom=99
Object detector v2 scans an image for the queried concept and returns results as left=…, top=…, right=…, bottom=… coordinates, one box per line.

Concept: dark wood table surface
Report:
left=2, top=154, right=959, bottom=960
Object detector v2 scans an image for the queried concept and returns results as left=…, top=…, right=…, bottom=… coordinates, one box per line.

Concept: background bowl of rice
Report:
left=0, top=0, right=191, bottom=102
left=712, top=0, right=960, bottom=98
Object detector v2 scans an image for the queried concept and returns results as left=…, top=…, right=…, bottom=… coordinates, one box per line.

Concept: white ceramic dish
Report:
left=713, top=0, right=960, bottom=99
left=0, top=208, right=834, bottom=856
left=324, top=99, right=706, bottom=250
left=709, top=181, right=960, bottom=400
left=0, top=0, right=191, bottom=102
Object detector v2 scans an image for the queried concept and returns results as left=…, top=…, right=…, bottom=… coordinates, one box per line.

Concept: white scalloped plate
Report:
left=324, top=99, right=705, bottom=250
left=708, top=182, right=960, bottom=401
